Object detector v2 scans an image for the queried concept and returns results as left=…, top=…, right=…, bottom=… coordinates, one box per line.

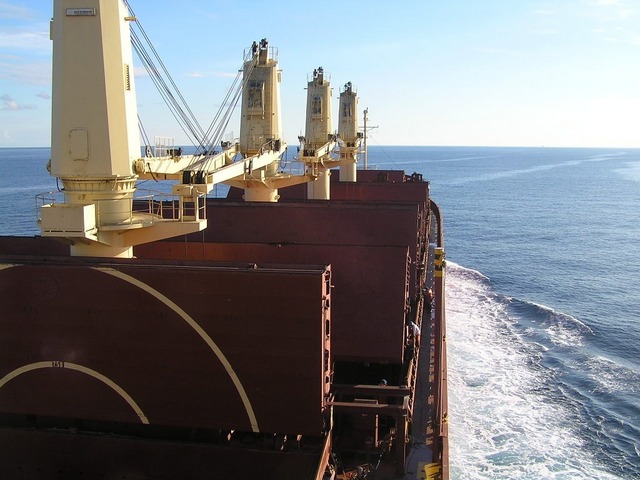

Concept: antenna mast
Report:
left=362, top=108, right=378, bottom=170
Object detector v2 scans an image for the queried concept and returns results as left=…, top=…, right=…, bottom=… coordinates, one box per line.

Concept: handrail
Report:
left=36, top=189, right=206, bottom=228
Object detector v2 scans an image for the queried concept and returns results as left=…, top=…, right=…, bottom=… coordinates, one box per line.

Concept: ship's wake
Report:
left=446, top=262, right=635, bottom=479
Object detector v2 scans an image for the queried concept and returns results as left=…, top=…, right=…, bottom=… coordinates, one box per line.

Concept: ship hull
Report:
left=0, top=171, right=448, bottom=479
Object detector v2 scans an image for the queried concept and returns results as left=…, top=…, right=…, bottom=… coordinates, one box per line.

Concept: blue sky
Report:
left=1, top=0, right=639, bottom=147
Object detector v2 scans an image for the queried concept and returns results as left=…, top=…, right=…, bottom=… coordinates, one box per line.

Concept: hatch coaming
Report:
left=0, top=258, right=332, bottom=436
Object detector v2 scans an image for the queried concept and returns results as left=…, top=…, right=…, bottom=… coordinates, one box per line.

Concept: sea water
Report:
left=0, top=146, right=638, bottom=479
left=368, top=146, right=640, bottom=479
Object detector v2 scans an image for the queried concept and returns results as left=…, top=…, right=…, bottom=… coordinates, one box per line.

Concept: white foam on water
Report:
left=2, top=184, right=57, bottom=195
left=516, top=299, right=594, bottom=348
left=582, top=355, right=640, bottom=397
left=446, top=152, right=626, bottom=186
left=446, top=263, right=623, bottom=479
left=614, top=161, right=640, bottom=182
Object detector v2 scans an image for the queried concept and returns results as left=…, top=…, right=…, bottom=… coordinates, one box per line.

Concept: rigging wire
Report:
left=198, top=48, right=258, bottom=155
left=122, top=1, right=265, bottom=169
left=129, top=30, right=204, bottom=148
left=364, top=131, right=398, bottom=169
left=197, top=68, right=243, bottom=155
left=124, top=0, right=207, bottom=149
left=138, top=114, right=152, bottom=152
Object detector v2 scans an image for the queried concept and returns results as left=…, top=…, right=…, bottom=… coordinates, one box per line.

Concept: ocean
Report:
left=1, top=146, right=639, bottom=479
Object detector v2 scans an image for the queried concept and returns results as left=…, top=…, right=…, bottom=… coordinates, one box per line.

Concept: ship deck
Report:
left=0, top=169, right=448, bottom=479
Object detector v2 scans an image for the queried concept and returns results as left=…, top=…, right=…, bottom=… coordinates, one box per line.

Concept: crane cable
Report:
left=124, top=0, right=207, bottom=149
left=137, top=114, right=152, bottom=154
left=130, top=31, right=204, bottom=148
left=123, top=1, right=264, bottom=169
left=198, top=49, right=257, bottom=156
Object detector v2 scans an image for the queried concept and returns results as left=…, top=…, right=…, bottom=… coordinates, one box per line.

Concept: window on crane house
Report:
left=311, top=95, right=323, bottom=120
left=247, top=81, right=265, bottom=114
left=342, top=101, right=352, bottom=118
left=312, top=96, right=322, bottom=115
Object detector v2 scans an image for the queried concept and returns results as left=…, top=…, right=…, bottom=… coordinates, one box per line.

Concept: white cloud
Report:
left=471, top=46, right=527, bottom=58
left=0, top=30, right=50, bottom=51
left=590, top=0, right=635, bottom=15
left=530, top=29, right=559, bottom=36
left=35, top=92, right=50, bottom=100
left=185, top=71, right=239, bottom=79
left=0, top=3, right=37, bottom=21
left=0, top=94, right=36, bottom=111
left=0, top=61, right=51, bottom=85
left=592, top=0, right=636, bottom=19
left=133, top=65, right=149, bottom=77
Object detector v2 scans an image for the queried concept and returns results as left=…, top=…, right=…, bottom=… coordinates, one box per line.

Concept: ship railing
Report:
left=133, top=189, right=207, bottom=223
left=152, top=136, right=178, bottom=158
left=280, top=155, right=306, bottom=176
left=35, top=189, right=206, bottom=228
left=35, top=191, right=65, bottom=223
left=242, top=44, right=278, bottom=63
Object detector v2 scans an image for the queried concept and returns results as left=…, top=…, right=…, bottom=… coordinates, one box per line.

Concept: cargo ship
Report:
left=0, top=1, right=448, bottom=478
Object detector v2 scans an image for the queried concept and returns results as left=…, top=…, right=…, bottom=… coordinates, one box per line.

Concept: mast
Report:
left=224, top=39, right=307, bottom=202
left=298, top=77, right=363, bottom=199
left=40, top=0, right=345, bottom=257
left=41, top=0, right=206, bottom=258
left=239, top=39, right=284, bottom=158
left=137, top=39, right=305, bottom=204
left=337, top=82, right=361, bottom=182
left=363, top=108, right=368, bottom=170
left=361, top=108, right=378, bottom=171
left=302, top=67, right=335, bottom=200
left=236, top=39, right=285, bottom=201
